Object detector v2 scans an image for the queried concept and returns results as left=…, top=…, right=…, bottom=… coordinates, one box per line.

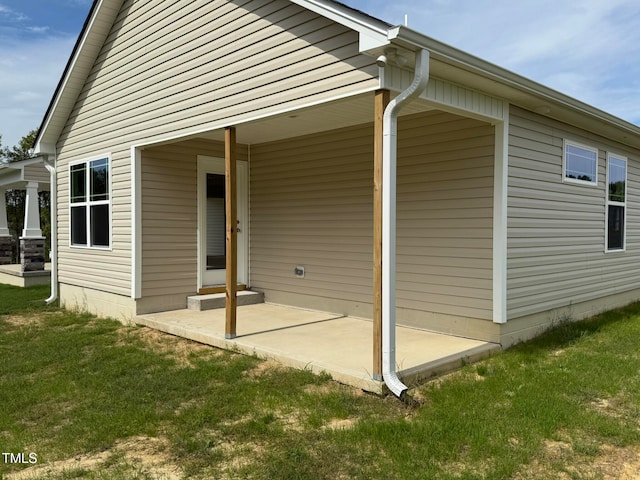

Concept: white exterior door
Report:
left=197, top=156, right=248, bottom=288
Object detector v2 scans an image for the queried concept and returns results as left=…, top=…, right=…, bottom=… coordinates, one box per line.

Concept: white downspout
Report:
left=382, top=48, right=430, bottom=398
left=44, top=156, right=57, bottom=304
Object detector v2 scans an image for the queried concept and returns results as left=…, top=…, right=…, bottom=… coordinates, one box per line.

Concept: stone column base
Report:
left=0, top=236, right=11, bottom=265
left=20, top=237, right=45, bottom=272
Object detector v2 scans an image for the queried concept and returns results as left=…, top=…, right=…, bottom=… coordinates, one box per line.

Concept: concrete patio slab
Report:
left=136, top=303, right=501, bottom=394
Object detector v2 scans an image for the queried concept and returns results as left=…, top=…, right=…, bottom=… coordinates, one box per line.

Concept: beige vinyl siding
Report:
left=57, top=149, right=131, bottom=295
left=54, top=0, right=377, bottom=296
left=250, top=111, right=494, bottom=323
left=57, top=0, right=378, bottom=156
left=250, top=123, right=374, bottom=305
left=140, top=139, right=248, bottom=299
left=397, top=112, right=494, bottom=320
left=507, top=106, right=640, bottom=319
left=23, top=164, right=50, bottom=185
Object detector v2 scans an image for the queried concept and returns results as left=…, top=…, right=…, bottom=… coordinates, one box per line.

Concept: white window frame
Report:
left=69, top=154, right=112, bottom=250
left=563, top=139, right=598, bottom=186
left=605, top=153, right=627, bottom=252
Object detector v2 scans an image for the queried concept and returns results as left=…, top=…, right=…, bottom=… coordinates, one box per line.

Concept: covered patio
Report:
left=136, top=303, right=500, bottom=394
left=131, top=81, right=506, bottom=396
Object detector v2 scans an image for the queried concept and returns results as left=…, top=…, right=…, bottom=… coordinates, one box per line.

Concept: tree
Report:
left=2, top=129, right=37, bottom=162
left=0, top=134, right=5, bottom=164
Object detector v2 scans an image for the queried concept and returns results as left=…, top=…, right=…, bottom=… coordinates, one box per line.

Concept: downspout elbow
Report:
left=381, top=49, right=430, bottom=398
left=43, top=158, right=57, bottom=305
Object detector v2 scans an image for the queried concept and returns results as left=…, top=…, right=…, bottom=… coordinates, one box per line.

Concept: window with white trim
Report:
left=563, top=140, right=598, bottom=185
left=606, top=153, right=627, bottom=251
left=70, top=156, right=111, bottom=248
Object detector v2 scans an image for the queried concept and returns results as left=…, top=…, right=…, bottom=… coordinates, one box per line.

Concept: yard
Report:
left=1, top=284, right=640, bottom=479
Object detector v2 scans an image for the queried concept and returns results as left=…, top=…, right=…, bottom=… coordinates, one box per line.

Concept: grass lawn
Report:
left=1, top=284, right=640, bottom=479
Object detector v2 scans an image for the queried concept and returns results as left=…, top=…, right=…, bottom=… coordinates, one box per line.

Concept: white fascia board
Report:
left=289, top=0, right=389, bottom=52
left=1, top=156, right=47, bottom=169
left=0, top=170, right=24, bottom=189
left=388, top=26, right=640, bottom=141
left=34, top=142, right=56, bottom=156
left=35, top=0, right=123, bottom=152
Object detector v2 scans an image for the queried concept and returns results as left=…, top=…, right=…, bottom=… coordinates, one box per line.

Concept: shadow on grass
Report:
left=513, top=301, right=640, bottom=356
left=0, top=283, right=56, bottom=315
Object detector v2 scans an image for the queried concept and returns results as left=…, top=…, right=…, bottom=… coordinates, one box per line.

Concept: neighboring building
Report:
left=33, top=0, right=640, bottom=354
left=0, top=157, right=51, bottom=287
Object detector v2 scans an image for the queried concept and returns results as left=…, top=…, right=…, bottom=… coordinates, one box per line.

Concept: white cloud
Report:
left=26, top=26, right=49, bottom=34
left=0, top=35, right=76, bottom=148
left=0, top=2, right=28, bottom=22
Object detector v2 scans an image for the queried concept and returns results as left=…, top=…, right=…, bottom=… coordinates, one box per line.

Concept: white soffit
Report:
left=387, top=25, right=640, bottom=149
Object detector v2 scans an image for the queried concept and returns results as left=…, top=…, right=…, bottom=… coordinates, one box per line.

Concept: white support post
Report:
left=22, top=182, right=43, bottom=238
left=0, top=189, right=10, bottom=265
left=492, top=105, right=510, bottom=324
left=0, top=189, right=9, bottom=236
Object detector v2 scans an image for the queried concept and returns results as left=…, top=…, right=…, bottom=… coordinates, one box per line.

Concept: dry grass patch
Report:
left=6, top=436, right=183, bottom=480
left=589, top=393, right=634, bottom=421
left=5, top=450, right=111, bottom=480
left=512, top=437, right=640, bottom=480
left=1, top=311, right=64, bottom=328
left=216, top=439, right=265, bottom=473
left=242, top=358, right=284, bottom=378
left=117, top=326, right=224, bottom=368
left=321, top=418, right=357, bottom=431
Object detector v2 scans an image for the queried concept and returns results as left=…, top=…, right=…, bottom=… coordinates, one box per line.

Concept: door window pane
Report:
left=206, top=173, right=225, bottom=270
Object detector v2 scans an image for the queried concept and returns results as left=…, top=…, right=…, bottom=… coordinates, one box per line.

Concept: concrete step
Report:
left=187, top=290, right=264, bottom=311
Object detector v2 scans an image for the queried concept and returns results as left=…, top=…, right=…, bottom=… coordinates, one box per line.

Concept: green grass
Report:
left=1, top=283, right=640, bottom=479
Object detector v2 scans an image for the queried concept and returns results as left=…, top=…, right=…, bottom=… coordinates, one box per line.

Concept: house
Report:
left=32, top=0, right=640, bottom=395
left=0, top=157, right=51, bottom=287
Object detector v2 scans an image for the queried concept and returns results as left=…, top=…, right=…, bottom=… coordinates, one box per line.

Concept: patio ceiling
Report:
left=190, top=92, right=438, bottom=145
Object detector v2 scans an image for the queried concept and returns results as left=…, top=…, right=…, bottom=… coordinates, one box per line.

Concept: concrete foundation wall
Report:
left=59, top=283, right=136, bottom=322
left=500, top=287, right=640, bottom=347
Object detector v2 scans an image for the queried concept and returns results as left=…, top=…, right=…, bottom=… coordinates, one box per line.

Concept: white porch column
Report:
left=0, top=189, right=9, bottom=236
left=22, top=182, right=42, bottom=238
left=0, top=189, right=11, bottom=265
left=20, top=182, right=45, bottom=272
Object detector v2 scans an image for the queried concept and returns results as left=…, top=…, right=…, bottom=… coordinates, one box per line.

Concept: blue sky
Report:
left=0, top=0, right=639, bottom=149
left=0, top=0, right=92, bottom=148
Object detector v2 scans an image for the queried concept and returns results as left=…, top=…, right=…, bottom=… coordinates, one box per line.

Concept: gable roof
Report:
left=34, top=0, right=640, bottom=154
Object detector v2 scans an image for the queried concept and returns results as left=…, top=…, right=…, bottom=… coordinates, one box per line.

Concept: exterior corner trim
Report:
left=131, top=146, right=142, bottom=299
left=492, top=103, right=509, bottom=324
